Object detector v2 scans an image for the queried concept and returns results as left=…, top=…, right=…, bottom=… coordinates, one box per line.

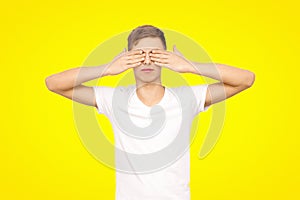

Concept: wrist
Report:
left=187, top=61, right=199, bottom=74
left=97, top=64, right=111, bottom=77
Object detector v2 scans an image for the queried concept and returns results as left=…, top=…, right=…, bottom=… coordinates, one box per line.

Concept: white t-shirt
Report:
left=93, top=84, right=210, bottom=200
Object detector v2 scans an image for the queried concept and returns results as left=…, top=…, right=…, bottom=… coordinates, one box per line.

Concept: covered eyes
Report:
left=139, top=50, right=153, bottom=54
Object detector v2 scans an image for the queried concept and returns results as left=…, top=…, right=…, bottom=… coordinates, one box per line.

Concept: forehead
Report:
left=134, top=47, right=162, bottom=52
left=132, top=37, right=164, bottom=51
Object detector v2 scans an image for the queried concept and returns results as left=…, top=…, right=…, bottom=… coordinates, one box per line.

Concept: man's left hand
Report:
left=150, top=45, right=196, bottom=73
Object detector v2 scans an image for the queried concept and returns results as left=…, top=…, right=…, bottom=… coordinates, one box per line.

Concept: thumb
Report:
left=173, top=45, right=184, bottom=57
left=114, top=48, right=127, bottom=60
left=120, top=48, right=127, bottom=55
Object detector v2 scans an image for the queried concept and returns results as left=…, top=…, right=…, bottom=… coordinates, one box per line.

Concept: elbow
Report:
left=45, top=76, right=58, bottom=92
left=242, top=71, right=255, bottom=88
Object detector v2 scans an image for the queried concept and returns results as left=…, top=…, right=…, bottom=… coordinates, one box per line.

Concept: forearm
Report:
left=190, top=61, right=255, bottom=87
left=45, top=63, right=109, bottom=91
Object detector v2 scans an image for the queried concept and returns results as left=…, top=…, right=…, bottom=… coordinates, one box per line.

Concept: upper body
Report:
left=93, top=83, right=210, bottom=200
left=45, top=25, right=255, bottom=200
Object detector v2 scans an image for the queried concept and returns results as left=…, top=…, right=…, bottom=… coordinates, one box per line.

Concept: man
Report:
left=45, top=25, right=255, bottom=200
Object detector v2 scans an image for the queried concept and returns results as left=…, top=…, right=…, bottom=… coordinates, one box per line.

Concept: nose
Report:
left=143, top=51, right=151, bottom=65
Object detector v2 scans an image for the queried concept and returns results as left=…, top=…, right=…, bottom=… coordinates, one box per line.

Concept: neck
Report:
left=135, top=82, right=165, bottom=106
left=136, top=80, right=162, bottom=89
left=136, top=82, right=164, bottom=93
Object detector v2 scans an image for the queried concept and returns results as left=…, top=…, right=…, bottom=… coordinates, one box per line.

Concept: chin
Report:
left=134, top=70, right=161, bottom=84
left=139, top=78, right=159, bottom=84
left=134, top=74, right=161, bottom=85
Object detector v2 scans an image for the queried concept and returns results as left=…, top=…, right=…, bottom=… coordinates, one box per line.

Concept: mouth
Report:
left=141, top=68, right=154, bottom=72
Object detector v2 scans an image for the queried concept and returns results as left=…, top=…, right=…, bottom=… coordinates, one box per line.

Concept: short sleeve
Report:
left=190, top=84, right=211, bottom=114
left=92, top=86, right=114, bottom=115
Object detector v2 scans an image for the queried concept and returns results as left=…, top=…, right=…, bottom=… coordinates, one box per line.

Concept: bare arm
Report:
left=190, top=62, right=255, bottom=107
left=45, top=49, right=145, bottom=108
left=149, top=46, right=255, bottom=108
left=45, top=65, right=109, bottom=107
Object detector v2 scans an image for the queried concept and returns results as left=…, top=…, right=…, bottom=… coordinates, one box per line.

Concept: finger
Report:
left=150, top=57, right=169, bottom=64
left=173, top=45, right=184, bottom=57
left=151, top=49, right=169, bottom=55
left=127, top=61, right=142, bottom=69
left=126, top=53, right=146, bottom=60
left=127, top=49, right=143, bottom=56
left=114, top=49, right=127, bottom=59
left=149, top=53, right=169, bottom=59
left=126, top=56, right=145, bottom=64
left=153, top=61, right=170, bottom=69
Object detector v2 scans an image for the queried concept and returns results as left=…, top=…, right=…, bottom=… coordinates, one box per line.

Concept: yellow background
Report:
left=1, top=0, right=299, bottom=199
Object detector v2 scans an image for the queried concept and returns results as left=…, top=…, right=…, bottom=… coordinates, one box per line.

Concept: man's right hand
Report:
left=104, top=48, right=146, bottom=76
left=45, top=48, right=146, bottom=108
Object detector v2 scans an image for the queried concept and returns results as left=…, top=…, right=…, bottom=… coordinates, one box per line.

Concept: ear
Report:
left=173, top=45, right=184, bottom=57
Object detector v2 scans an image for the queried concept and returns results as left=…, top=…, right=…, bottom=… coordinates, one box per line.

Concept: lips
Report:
left=141, top=68, right=154, bottom=72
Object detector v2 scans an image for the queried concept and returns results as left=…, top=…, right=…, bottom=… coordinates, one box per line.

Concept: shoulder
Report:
left=168, top=84, right=209, bottom=105
left=168, top=84, right=207, bottom=94
left=93, top=85, right=134, bottom=92
left=94, top=85, right=136, bottom=99
left=167, top=85, right=199, bottom=103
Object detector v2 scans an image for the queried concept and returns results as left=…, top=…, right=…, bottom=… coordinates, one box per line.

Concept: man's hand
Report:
left=149, top=45, right=196, bottom=73
left=105, top=48, right=146, bottom=76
